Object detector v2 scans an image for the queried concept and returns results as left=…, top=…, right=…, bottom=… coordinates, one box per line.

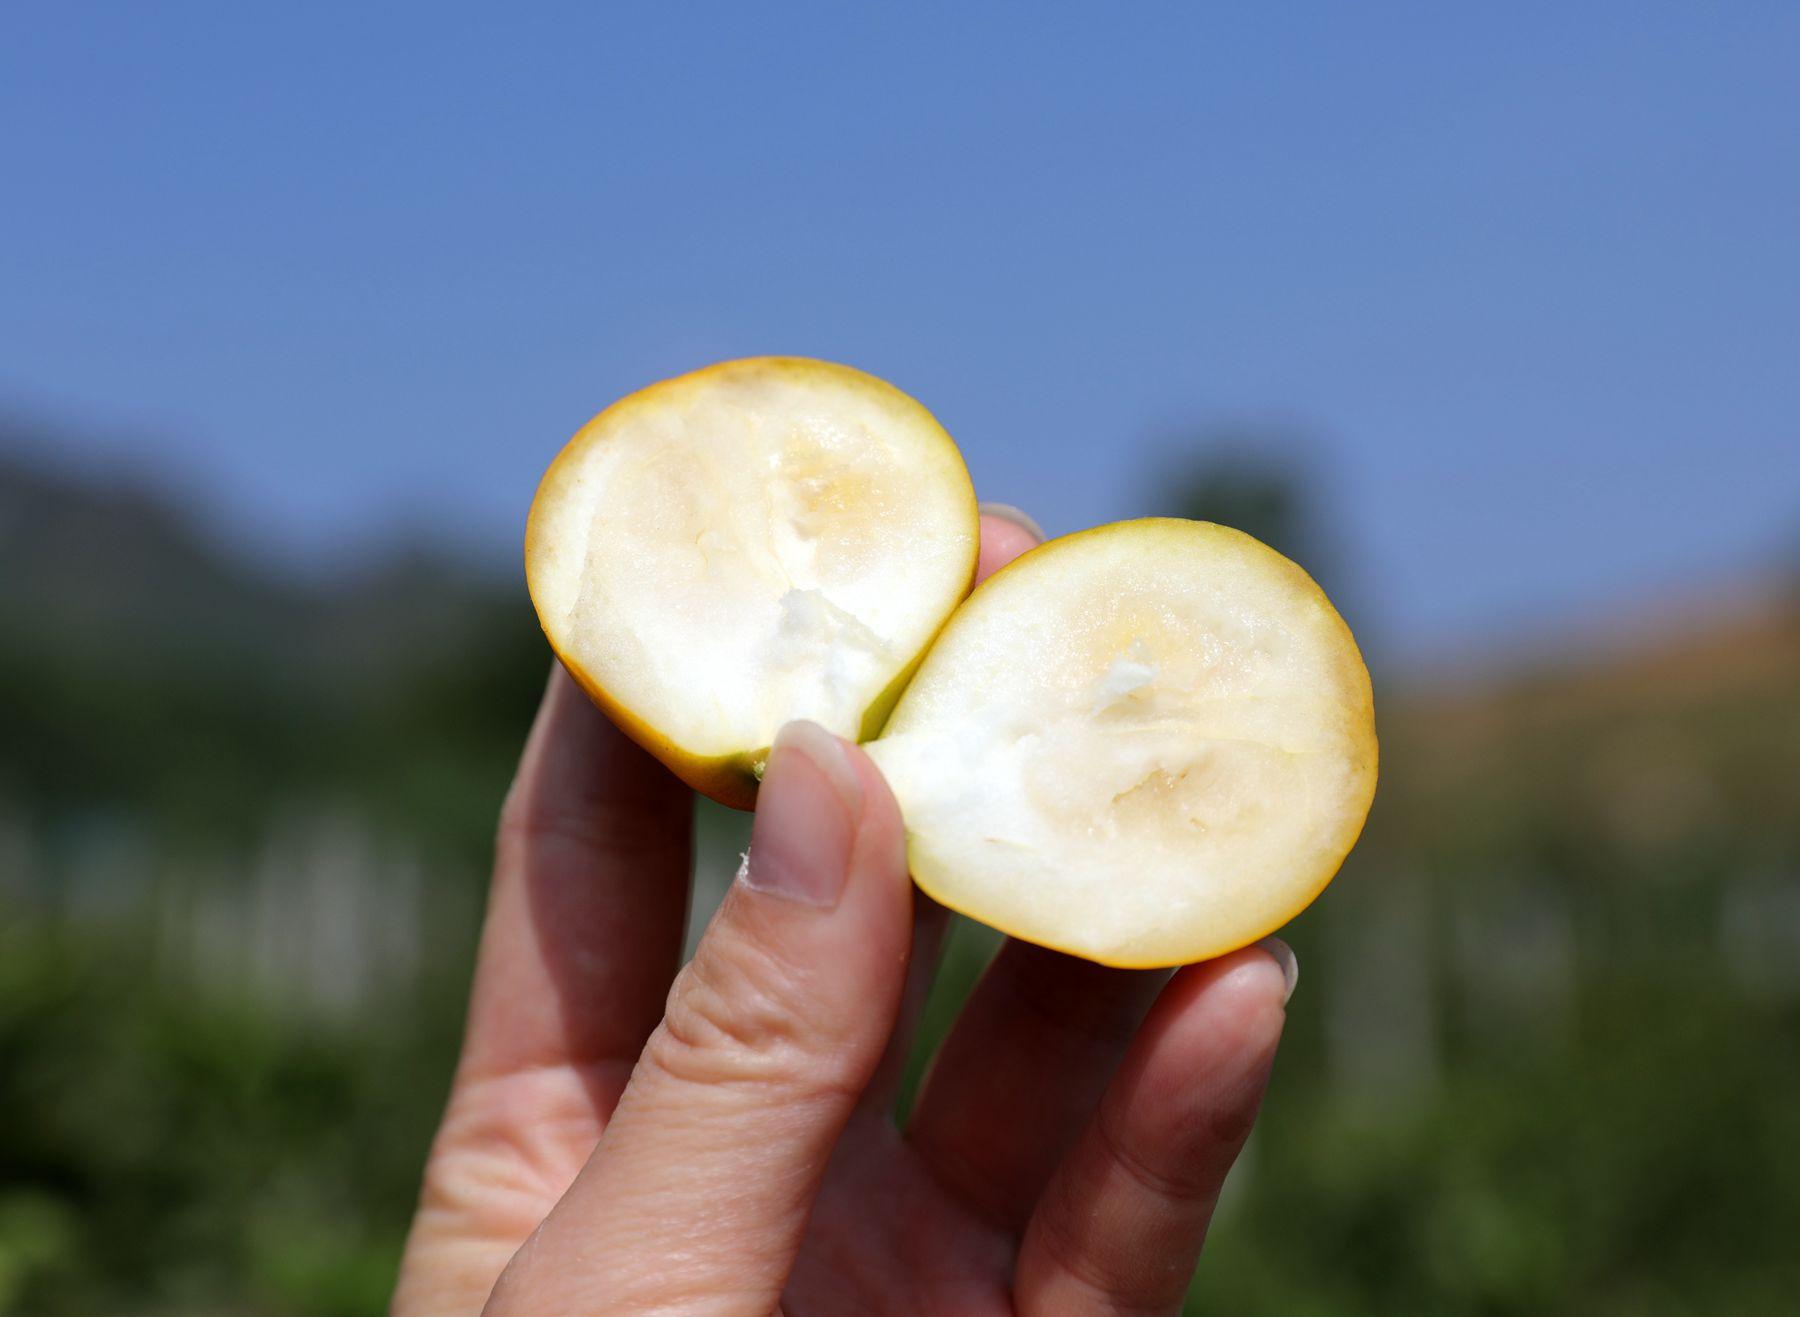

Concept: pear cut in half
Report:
left=867, top=518, right=1377, bottom=968
left=527, top=357, right=979, bottom=807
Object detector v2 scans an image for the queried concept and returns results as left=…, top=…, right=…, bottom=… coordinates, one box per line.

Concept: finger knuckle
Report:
left=646, top=934, right=862, bottom=1101
left=1095, top=1104, right=1216, bottom=1207
left=494, top=794, right=672, bottom=865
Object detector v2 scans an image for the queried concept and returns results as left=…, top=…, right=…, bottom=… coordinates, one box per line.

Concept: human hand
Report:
left=392, top=508, right=1295, bottom=1316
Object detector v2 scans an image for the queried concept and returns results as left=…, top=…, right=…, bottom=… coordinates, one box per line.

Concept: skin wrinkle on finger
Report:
left=632, top=746, right=911, bottom=1110
left=428, top=1065, right=631, bottom=1211
left=647, top=915, right=877, bottom=1104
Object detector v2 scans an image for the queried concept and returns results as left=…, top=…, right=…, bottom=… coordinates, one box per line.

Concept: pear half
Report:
left=867, top=518, right=1377, bottom=968
left=527, top=357, right=979, bottom=807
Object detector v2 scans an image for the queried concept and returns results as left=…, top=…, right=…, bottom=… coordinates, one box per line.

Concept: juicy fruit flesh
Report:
left=867, top=519, right=1377, bottom=968
left=528, top=359, right=977, bottom=774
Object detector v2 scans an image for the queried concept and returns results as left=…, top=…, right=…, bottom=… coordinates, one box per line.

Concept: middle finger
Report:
left=906, top=940, right=1168, bottom=1229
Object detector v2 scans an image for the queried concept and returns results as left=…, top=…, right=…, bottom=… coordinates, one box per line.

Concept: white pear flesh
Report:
left=527, top=357, right=978, bottom=805
left=866, top=518, right=1377, bottom=968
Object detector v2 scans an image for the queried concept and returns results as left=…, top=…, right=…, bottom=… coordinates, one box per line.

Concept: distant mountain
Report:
left=0, top=443, right=299, bottom=657
left=0, top=431, right=533, bottom=694
left=0, top=432, right=548, bottom=828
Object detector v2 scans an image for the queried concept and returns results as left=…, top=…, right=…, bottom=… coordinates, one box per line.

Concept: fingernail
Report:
left=978, top=501, right=1046, bottom=543
left=1256, top=936, right=1299, bottom=1004
left=741, top=721, right=863, bottom=908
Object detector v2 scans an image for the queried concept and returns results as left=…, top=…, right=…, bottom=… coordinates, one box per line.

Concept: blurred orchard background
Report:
left=4, top=5, right=1799, bottom=1314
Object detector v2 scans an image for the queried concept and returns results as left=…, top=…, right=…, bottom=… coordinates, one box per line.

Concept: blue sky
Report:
left=3, top=3, right=1797, bottom=657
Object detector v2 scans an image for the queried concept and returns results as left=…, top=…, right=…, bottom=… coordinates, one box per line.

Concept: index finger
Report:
left=459, top=666, right=695, bottom=1089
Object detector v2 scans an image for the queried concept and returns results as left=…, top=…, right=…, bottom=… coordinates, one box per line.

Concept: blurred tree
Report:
left=1148, top=423, right=1372, bottom=646
left=1157, top=437, right=1320, bottom=564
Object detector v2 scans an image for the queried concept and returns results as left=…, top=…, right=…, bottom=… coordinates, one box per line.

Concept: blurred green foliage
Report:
left=2, top=448, right=1797, bottom=1312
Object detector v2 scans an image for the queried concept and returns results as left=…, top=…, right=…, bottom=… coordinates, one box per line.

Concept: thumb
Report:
left=484, top=720, right=915, bottom=1316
